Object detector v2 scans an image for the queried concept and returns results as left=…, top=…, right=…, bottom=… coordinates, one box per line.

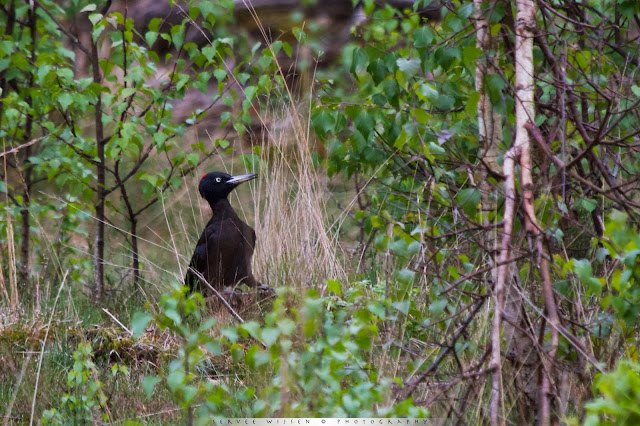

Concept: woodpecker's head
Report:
left=198, top=172, right=256, bottom=204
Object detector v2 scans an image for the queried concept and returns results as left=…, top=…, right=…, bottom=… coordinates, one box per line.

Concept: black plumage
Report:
left=185, top=172, right=260, bottom=293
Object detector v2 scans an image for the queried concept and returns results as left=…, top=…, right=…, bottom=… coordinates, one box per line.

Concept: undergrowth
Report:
left=0, top=104, right=435, bottom=423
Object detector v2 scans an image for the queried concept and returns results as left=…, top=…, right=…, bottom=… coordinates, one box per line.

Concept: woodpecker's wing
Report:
left=185, top=216, right=254, bottom=291
left=184, top=218, right=214, bottom=292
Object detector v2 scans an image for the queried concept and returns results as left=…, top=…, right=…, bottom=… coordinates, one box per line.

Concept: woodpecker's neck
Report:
left=207, top=198, right=237, bottom=219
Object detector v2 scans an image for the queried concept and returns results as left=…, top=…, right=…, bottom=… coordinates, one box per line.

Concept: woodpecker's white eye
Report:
left=215, top=177, right=221, bottom=183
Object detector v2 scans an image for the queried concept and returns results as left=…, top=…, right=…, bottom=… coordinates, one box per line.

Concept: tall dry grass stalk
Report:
left=233, top=0, right=346, bottom=290
left=1, top=150, right=19, bottom=310
left=250, top=105, right=346, bottom=291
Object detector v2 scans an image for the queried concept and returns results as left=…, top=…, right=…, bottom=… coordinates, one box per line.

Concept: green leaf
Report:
left=271, top=40, right=283, bottom=55
left=390, top=239, right=408, bottom=257
left=574, top=259, right=602, bottom=295
left=145, top=31, right=158, bottom=47
left=414, top=107, right=429, bottom=124
left=230, top=344, right=244, bottom=363
left=163, top=308, right=181, bottom=326
left=434, top=47, right=459, bottom=70
left=623, top=249, right=640, bottom=268
left=370, top=215, right=385, bottom=228
left=368, top=302, right=386, bottom=319
left=166, top=369, right=185, bottom=393
left=396, top=268, right=415, bottom=285
left=186, top=153, right=199, bottom=166
left=458, top=2, right=475, bottom=19
left=293, top=27, right=306, bottom=44
left=396, top=57, right=421, bottom=78
left=148, top=17, right=163, bottom=32
left=327, top=279, right=342, bottom=296
left=214, top=68, right=227, bottom=81
left=372, top=93, right=387, bottom=106
left=246, top=345, right=270, bottom=368
left=392, top=300, right=410, bottom=315
left=311, top=110, right=336, bottom=139
left=88, top=12, right=103, bottom=26
left=80, top=3, right=97, bottom=12
left=355, top=111, right=375, bottom=138
left=456, top=188, right=481, bottom=217
left=413, top=27, right=434, bottom=47
left=427, top=142, right=446, bottom=154
left=221, top=327, right=239, bottom=342
left=489, top=2, right=506, bottom=23
left=367, top=59, right=388, bottom=85
left=462, top=46, right=482, bottom=73
left=240, top=321, right=261, bottom=339
left=435, top=95, right=455, bottom=111
left=429, top=298, right=448, bottom=316
left=244, top=85, right=257, bottom=102
left=417, top=83, right=438, bottom=102
left=485, top=74, right=506, bottom=106
left=142, top=376, right=161, bottom=399
left=121, top=87, right=136, bottom=99
left=350, top=48, right=369, bottom=75
left=382, top=80, right=400, bottom=107
left=343, top=393, right=360, bottom=412
left=260, top=327, right=280, bottom=347
left=171, top=24, right=185, bottom=49
left=407, top=241, right=421, bottom=255
left=205, top=341, right=222, bottom=355
left=277, top=318, right=296, bottom=336
left=466, top=91, right=480, bottom=117
left=574, top=50, right=591, bottom=70
left=282, top=41, right=292, bottom=58
left=58, top=93, right=73, bottom=111
left=131, top=312, right=152, bottom=339
left=577, top=198, right=597, bottom=213
left=202, top=45, right=216, bottom=61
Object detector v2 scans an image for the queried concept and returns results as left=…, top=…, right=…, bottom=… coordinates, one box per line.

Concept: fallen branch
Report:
left=188, top=268, right=246, bottom=323
left=102, top=308, right=133, bottom=336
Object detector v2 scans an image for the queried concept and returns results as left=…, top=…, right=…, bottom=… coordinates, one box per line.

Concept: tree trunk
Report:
left=472, top=2, right=511, bottom=424
left=490, top=143, right=516, bottom=426
left=91, top=36, right=105, bottom=302
left=488, top=0, right=549, bottom=422
left=490, top=0, right=559, bottom=423
left=19, top=2, right=37, bottom=289
left=513, top=0, right=559, bottom=424
left=474, top=0, right=502, bottom=179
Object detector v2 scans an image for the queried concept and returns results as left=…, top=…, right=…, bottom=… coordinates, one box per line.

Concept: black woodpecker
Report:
left=185, top=171, right=261, bottom=294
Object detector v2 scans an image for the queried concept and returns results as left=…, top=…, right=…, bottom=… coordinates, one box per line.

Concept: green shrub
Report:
left=132, top=284, right=428, bottom=420
left=585, top=361, right=640, bottom=425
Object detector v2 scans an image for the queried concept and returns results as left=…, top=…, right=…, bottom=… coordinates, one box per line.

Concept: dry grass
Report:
left=251, top=109, right=347, bottom=292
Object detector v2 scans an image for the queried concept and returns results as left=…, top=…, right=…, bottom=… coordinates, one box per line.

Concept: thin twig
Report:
left=0, top=136, right=44, bottom=159
left=32, top=0, right=90, bottom=56
left=438, top=254, right=527, bottom=296
left=188, top=268, right=245, bottom=323
left=400, top=297, right=487, bottom=399
left=102, top=308, right=133, bottom=336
